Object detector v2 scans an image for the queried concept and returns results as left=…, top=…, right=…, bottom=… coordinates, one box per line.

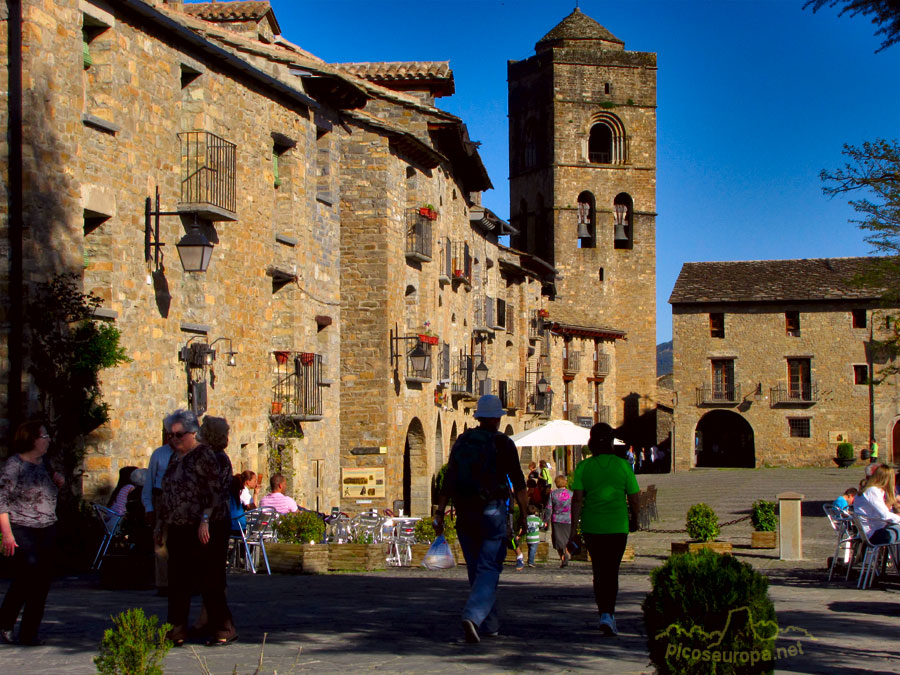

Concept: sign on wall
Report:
left=342, top=467, right=385, bottom=498
left=828, top=431, right=850, bottom=444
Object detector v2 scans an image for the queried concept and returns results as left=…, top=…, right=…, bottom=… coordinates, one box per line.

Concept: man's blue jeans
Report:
left=455, top=499, right=508, bottom=633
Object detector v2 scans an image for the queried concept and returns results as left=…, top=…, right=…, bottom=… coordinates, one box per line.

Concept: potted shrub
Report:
left=537, top=308, right=550, bottom=318
left=270, top=401, right=283, bottom=415
left=418, top=204, right=437, bottom=220
left=642, top=549, right=777, bottom=675
left=834, top=442, right=855, bottom=468
left=750, top=500, right=778, bottom=549
left=671, top=503, right=732, bottom=555
left=267, top=511, right=328, bottom=574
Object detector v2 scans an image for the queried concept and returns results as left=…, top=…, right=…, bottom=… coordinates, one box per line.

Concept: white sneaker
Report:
left=598, top=613, right=617, bottom=636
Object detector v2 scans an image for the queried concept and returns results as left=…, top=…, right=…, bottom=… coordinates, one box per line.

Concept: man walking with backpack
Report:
left=434, top=395, right=528, bottom=644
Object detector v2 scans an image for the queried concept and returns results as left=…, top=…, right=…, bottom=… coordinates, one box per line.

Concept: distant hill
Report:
left=657, top=340, right=673, bottom=376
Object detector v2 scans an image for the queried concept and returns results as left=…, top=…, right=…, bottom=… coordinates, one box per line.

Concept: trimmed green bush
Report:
left=686, top=503, right=720, bottom=542
left=272, top=510, right=326, bottom=544
left=414, top=513, right=457, bottom=544
left=94, top=608, right=172, bottom=675
left=751, top=500, right=778, bottom=532
left=836, top=442, right=854, bottom=460
left=643, top=550, right=777, bottom=674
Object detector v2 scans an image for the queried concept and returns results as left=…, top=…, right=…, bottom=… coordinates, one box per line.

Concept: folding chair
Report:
left=853, top=513, right=900, bottom=589
left=92, top=503, right=124, bottom=570
left=240, top=507, right=277, bottom=575
left=645, top=484, right=659, bottom=522
left=823, top=504, right=859, bottom=581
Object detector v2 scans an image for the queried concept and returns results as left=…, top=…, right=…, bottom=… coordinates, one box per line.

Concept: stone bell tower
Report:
left=508, top=8, right=658, bottom=441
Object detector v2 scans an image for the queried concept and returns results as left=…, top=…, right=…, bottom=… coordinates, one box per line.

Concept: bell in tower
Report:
left=614, top=203, right=629, bottom=243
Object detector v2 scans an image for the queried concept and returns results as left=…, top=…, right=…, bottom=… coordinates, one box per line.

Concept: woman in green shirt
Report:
left=570, top=423, right=640, bottom=636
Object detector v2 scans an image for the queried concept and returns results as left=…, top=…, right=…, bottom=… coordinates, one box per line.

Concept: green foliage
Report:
left=805, top=1, right=900, bottom=52
left=435, top=463, right=449, bottom=495
left=643, top=550, right=777, bottom=675
left=26, top=274, right=130, bottom=478
left=600, top=100, right=616, bottom=109
left=837, top=442, right=855, bottom=460
left=414, top=513, right=457, bottom=544
left=686, top=503, right=720, bottom=542
left=750, top=500, right=778, bottom=532
left=94, top=608, right=172, bottom=675
left=272, top=510, right=326, bottom=544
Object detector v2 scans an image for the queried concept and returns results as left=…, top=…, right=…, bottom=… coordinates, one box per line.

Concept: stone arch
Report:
left=449, top=421, right=458, bottom=447
left=587, top=111, right=627, bottom=164
left=891, top=417, right=900, bottom=464
left=402, top=417, right=429, bottom=516
left=434, top=414, right=444, bottom=471
left=695, top=410, right=755, bottom=468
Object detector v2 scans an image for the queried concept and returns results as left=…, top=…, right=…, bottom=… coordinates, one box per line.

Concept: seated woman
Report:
left=229, top=474, right=248, bottom=535
left=237, top=471, right=260, bottom=510
left=108, top=466, right=140, bottom=516
left=854, top=464, right=900, bottom=544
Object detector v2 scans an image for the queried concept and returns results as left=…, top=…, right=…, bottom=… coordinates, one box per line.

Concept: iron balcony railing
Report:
left=770, top=383, right=819, bottom=406
left=451, top=354, right=475, bottom=398
left=594, top=353, right=610, bottom=377
left=696, top=384, right=742, bottom=406
left=437, top=342, right=451, bottom=384
left=498, top=380, right=525, bottom=410
left=405, top=210, right=433, bottom=262
left=451, top=241, right=472, bottom=285
left=271, top=352, right=323, bottom=421
left=178, top=131, right=236, bottom=216
left=529, top=309, right=547, bottom=340
left=589, top=151, right=611, bottom=164
left=563, top=351, right=582, bottom=376
left=527, top=390, right=553, bottom=418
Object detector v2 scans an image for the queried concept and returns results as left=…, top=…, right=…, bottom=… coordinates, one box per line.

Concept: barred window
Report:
left=788, top=418, right=811, bottom=438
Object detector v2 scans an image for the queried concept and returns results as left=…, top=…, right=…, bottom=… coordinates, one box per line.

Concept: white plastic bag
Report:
left=422, top=534, right=456, bottom=570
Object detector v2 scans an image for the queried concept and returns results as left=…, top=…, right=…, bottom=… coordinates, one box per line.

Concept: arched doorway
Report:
left=892, top=419, right=900, bottom=464
left=403, top=418, right=428, bottom=516
left=432, top=416, right=444, bottom=505
left=695, top=410, right=755, bottom=468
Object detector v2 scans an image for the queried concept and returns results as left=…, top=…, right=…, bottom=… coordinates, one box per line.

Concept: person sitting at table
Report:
left=854, top=465, right=900, bottom=544
left=259, top=474, right=299, bottom=514
left=108, top=466, right=140, bottom=516
left=833, top=487, right=858, bottom=511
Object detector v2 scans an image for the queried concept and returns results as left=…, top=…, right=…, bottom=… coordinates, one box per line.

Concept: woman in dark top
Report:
left=157, top=410, right=235, bottom=646
left=0, top=420, right=63, bottom=645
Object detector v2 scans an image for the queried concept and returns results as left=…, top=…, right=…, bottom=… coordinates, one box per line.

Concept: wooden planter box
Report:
left=327, top=543, right=384, bottom=571
left=671, top=541, right=733, bottom=555
left=266, top=542, right=329, bottom=574
left=751, top=531, right=777, bottom=549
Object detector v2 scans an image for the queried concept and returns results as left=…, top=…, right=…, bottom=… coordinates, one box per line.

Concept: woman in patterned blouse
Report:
left=157, top=410, right=235, bottom=646
left=0, top=420, right=64, bottom=645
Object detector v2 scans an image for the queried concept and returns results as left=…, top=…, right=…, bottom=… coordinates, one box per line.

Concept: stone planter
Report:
left=833, top=457, right=856, bottom=468
left=671, top=541, right=733, bottom=555
left=751, top=530, right=777, bottom=549
left=266, top=542, right=329, bottom=574
left=328, top=543, right=384, bottom=571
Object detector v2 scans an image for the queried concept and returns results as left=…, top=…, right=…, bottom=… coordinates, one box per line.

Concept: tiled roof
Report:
left=333, top=62, right=454, bottom=96
left=669, top=257, right=887, bottom=304
left=537, top=8, right=623, bottom=48
left=183, top=2, right=274, bottom=24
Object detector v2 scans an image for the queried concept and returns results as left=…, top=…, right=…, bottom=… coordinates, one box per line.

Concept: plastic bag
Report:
left=422, top=534, right=456, bottom=570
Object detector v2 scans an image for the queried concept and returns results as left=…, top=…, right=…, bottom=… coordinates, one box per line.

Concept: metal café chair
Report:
left=238, top=507, right=277, bottom=575
left=386, top=517, right=419, bottom=567
left=92, top=503, right=125, bottom=570
left=823, top=504, right=859, bottom=581
left=852, top=512, right=900, bottom=589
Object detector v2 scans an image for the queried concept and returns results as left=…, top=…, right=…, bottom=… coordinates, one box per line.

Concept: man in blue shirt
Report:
left=141, top=412, right=178, bottom=595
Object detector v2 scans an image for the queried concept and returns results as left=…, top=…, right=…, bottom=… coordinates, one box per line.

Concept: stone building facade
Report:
left=2, top=2, right=638, bottom=515
left=670, top=258, right=900, bottom=470
left=507, top=8, right=659, bottom=446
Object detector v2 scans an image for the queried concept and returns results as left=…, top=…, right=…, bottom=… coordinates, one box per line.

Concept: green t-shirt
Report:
left=572, top=454, right=640, bottom=535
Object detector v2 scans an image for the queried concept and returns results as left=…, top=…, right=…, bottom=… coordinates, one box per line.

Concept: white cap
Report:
left=474, top=394, right=505, bottom=419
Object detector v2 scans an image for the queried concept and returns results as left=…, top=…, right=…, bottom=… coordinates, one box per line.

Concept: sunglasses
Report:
left=172, top=431, right=195, bottom=439
left=38, top=434, right=50, bottom=439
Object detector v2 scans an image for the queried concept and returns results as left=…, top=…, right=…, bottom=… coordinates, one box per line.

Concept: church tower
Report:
left=508, top=9, right=658, bottom=441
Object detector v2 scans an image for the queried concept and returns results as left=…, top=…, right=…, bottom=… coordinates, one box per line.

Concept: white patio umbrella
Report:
left=509, top=419, right=590, bottom=447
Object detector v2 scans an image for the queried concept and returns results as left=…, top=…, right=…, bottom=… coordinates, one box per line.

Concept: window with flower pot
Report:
left=271, top=351, right=323, bottom=420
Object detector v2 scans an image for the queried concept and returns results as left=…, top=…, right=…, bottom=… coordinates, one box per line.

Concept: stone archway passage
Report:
left=892, top=419, right=900, bottom=465
left=402, top=417, right=428, bottom=517
left=695, top=410, right=755, bottom=468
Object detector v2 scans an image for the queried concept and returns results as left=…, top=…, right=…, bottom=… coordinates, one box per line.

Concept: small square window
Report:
left=788, top=418, right=811, bottom=438
left=854, top=364, right=868, bottom=385
left=785, top=311, right=800, bottom=337
left=709, top=313, right=724, bottom=338
left=852, top=309, right=867, bottom=329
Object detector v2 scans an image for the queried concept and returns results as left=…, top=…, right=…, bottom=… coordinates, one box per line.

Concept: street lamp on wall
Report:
left=145, top=187, right=215, bottom=273
left=210, top=337, right=237, bottom=367
left=475, top=360, right=489, bottom=382
left=536, top=375, right=550, bottom=394
left=408, top=342, right=430, bottom=372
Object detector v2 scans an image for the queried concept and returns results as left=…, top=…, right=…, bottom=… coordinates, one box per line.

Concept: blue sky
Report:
left=268, top=0, right=900, bottom=343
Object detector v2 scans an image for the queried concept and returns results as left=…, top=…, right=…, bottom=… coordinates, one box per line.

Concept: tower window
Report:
left=613, top=192, right=633, bottom=249
left=854, top=364, right=868, bottom=385
left=709, top=313, right=725, bottom=338
left=524, top=119, right=537, bottom=169
left=587, top=113, right=627, bottom=164
left=785, top=311, right=800, bottom=337
left=589, top=124, right=612, bottom=164
left=604, top=83, right=611, bottom=95
left=852, top=309, right=867, bottom=329
left=577, top=191, right=596, bottom=249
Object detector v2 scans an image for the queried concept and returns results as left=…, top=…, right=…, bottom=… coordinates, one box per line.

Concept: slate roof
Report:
left=669, top=257, right=887, bottom=305
left=333, top=62, right=454, bottom=96
left=537, top=8, right=623, bottom=49
left=183, top=2, right=279, bottom=31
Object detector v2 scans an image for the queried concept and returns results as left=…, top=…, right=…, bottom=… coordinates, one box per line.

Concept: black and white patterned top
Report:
left=159, top=444, right=230, bottom=526
left=0, top=455, right=58, bottom=528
